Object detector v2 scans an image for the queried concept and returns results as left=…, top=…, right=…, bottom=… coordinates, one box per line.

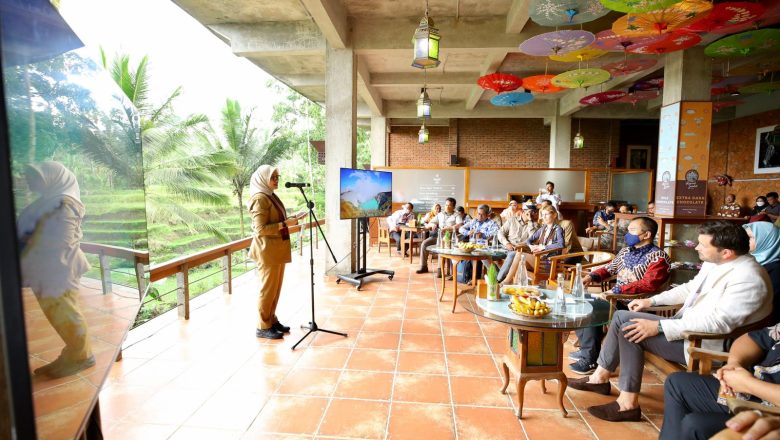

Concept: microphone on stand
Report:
left=285, top=182, right=311, bottom=188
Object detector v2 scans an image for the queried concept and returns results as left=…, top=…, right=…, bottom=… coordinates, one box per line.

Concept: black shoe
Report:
left=416, top=268, right=428, bottom=274
left=256, top=328, right=283, bottom=339
left=272, top=322, right=291, bottom=333
left=569, top=358, right=599, bottom=375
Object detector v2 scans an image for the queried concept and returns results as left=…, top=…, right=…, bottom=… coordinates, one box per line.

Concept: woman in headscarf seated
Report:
left=743, top=222, right=780, bottom=322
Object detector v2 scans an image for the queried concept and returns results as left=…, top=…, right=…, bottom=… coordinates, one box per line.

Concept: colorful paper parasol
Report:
left=726, top=58, right=780, bottom=77
left=490, top=91, right=535, bottom=106
left=712, top=75, right=757, bottom=88
left=710, top=85, right=743, bottom=96
left=633, top=77, right=664, bottom=90
left=683, top=2, right=765, bottom=33
left=593, top=29, right=650, bottom=51
left=552, top=68, right=611, bottom=88
left=579, top=90, right=628, bottom=105
left=705, top=29, right=780, bottom=58
left=477, top=73, right=523, bottom=93
left=523, top=74, right=566, bottom=93
left=712, top=100, right=744, bottom=112
left=529, top=0, right=610, bottom=26
left=602, top=58, right=658, bottom=76
left=714, top=0, right=780, bottom=34
left=626, top=31, right=702, bottom=54
left=612, top=0, right=713, bottom=38
left=615, top=90, right=658, bottom=105
left=738, top=82, right=780, bottom=94
left=519, top=30, right=596, bottom=56
left=549, top=46, right=608, bottom=62
left=599, top=0, right=679, bottom=14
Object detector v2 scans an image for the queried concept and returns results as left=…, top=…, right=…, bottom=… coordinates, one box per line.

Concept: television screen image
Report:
left=340, top=168, right=392, bottom=219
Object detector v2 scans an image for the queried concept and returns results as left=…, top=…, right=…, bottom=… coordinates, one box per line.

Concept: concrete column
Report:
left=325, top=43, right=357, bottom=273
left=369, top=116, right=387, bottom=168
left=549, top=102, right=571, bottom=167
left=663, top=47, right=711, bottom=106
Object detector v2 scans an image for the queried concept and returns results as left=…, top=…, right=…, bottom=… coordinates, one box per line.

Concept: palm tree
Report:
left=100, top=49, right=233, bottom=241
left=205, top=99, right=290, bottom=237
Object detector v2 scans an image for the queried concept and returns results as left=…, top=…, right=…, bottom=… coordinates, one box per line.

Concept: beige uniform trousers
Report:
left=257, top=263, right=286, bottom=330
left=37, top=289, right=92, bottom=362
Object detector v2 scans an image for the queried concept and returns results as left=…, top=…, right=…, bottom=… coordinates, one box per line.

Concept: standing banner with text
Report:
left=655, top=103, right=680, bottom=216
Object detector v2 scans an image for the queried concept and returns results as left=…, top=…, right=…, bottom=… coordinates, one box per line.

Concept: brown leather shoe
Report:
left=587, top=401, right=642, bottom=422
left=567, top=377, right=611, bottom=396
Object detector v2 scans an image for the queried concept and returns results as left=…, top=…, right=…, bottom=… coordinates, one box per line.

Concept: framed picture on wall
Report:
left=627, top=145, right=651, bottom=169
left=754, top=125, right=780, bottom=174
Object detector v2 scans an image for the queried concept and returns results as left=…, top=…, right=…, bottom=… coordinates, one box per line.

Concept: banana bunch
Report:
left=457, top=242, right=485, bottom=252
left=510, top=294, right=551, bottom=317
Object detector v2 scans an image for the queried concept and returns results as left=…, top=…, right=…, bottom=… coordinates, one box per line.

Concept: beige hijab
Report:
left=248, top=164, right=278, bottom=208
left=17, top=161, right=83, bottom=237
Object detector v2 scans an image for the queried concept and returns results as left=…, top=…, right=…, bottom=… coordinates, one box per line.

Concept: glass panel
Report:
left=0, top=1, right=148, bottom=437
left=611, top=171, right=652, bottom=211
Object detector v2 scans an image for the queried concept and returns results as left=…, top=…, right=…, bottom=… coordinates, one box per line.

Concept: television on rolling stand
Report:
left=339, top=168, right=393, bottom=219
left=336, top=167, right=395, bottom=289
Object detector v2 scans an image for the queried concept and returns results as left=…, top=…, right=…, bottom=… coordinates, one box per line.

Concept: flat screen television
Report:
left=339, top=168, right=392, bottom=219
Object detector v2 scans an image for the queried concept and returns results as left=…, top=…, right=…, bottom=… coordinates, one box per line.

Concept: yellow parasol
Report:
left=612, top=0, right=713, bottom=38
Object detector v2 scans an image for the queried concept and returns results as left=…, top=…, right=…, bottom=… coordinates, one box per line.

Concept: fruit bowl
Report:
left=508, top=303, right=551, bottom=319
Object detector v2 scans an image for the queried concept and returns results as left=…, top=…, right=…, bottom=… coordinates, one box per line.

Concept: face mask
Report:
left=624, top=232, right=642, bottom=247
left=757, top=201, right=766, bottom=207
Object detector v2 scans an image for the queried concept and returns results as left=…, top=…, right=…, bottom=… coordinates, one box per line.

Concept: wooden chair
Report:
left=525, top=248, right=568, bottom=285
left=547, top=251, right=615, bottom=290
left=377, top=224, right=395, bottom=256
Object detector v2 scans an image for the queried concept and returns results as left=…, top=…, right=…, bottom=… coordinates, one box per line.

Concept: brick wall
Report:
left=706, top=108, right=780, bottom=214
left=570, top=119, right=621, bottom=169
left=457, top=119, right=550, bottom=167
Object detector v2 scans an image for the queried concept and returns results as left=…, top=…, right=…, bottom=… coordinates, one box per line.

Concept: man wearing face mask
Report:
left=569, top=217, right=672, bottom=375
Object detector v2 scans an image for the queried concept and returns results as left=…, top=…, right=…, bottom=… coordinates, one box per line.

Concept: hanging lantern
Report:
left=417, top=88, right=431, bottom=118
left=573, top=132, right=585, bottom=149
left=412, top=8, right=441, bottom=69
left=418, top=124, right=430, bottom=144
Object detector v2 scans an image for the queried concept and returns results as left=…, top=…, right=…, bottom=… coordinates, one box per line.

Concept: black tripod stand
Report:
left=291, top=186, right=347, bottom=350
left=336, top=217, right=395, bottom=290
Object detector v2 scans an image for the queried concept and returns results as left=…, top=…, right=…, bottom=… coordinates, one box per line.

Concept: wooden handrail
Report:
left=80, top=242, right=150, bottom=264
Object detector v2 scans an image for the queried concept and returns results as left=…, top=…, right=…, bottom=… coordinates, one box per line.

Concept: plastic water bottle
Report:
left=514, top=254, right=529, bottom=287
left=555, top=273, right=567, bottom=315
left=571, top=263, right=585, bottom=302
left=436, top=231, right=442, bottom=248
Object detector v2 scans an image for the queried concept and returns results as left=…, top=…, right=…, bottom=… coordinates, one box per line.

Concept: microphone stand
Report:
left=291, top=185, right=347, bottom=350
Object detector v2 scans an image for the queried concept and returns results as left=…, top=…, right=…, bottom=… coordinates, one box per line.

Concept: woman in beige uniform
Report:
left=248, top=165, right=304, bottom=339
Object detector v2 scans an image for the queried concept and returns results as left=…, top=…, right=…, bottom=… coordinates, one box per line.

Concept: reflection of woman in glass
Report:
left=17, top=161, right=93, bottom=378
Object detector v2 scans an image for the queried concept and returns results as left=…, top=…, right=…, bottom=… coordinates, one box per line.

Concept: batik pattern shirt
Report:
left=590, top=244, right=671, bottom=294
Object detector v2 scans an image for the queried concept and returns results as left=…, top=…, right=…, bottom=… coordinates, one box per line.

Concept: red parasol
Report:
left=715, top=0, right=780, bottom=34
left=579, top=90, right=628, bottom=105
left=523, top=74, right=565, bottom=93
left=633, top=77, right=664, bottom=90
left=477, top=73, right=523, bottom=93
left=712, top=100, right=743, bottom=111
left=627, top=31, right=702, bottom=54
left=603, top=58, right=658, bottom=76
left=615, top=90, right=658, bottom=106
left=593, top=30, right=650, bottom=51
left=683, top=2, right=765, bottom=33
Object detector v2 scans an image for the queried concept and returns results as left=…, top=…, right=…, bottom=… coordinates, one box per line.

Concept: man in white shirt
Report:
left=386, top=202, right=414, bottom=256
left=568, top=221, right=773, bottom=423
left=417, top=197, right=457, bottom=275
left=535, top=181, right=562, bottom=212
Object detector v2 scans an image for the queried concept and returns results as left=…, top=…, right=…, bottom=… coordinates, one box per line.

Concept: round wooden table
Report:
left=458, top=291, right=611, bottom=419
left=428, top=247, right=507, bottom=313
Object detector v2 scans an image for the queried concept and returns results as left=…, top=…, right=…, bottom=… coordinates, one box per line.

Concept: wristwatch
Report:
left=657, top=322, right=664, bottom=334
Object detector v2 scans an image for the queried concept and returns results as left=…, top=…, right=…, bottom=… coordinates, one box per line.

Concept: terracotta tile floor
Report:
left=101, top=246, right=666, bottom=439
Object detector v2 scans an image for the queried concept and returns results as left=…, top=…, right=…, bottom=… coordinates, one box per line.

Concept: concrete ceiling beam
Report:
left=357, top=57, right=384, bottom=116
left=558, top=61, right=665, bottom=116
left=574, top=104, right=659, bottom=119
left=371, top=72, right=480, bottom=87
left=300, top=0, right=350, bottom=48
left=385, top=99, right=557, bottom=118
left=283, top=74, right=327, bottom=87
left=506, top=0, right=531, bottom=33
left=465, top=51, right=508, bottom=110
left=352, top=17, right=530, bottom=52
left=210, top=22, right=325, bottom=57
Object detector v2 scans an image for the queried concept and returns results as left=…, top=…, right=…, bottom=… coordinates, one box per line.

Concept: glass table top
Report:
left=458, top=289, right=612, bottom=330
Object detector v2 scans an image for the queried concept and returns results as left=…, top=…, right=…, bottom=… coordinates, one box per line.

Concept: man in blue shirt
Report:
left=458, top=204, right=499, bottom=242
left=586, top=202, right=617, bottom=235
